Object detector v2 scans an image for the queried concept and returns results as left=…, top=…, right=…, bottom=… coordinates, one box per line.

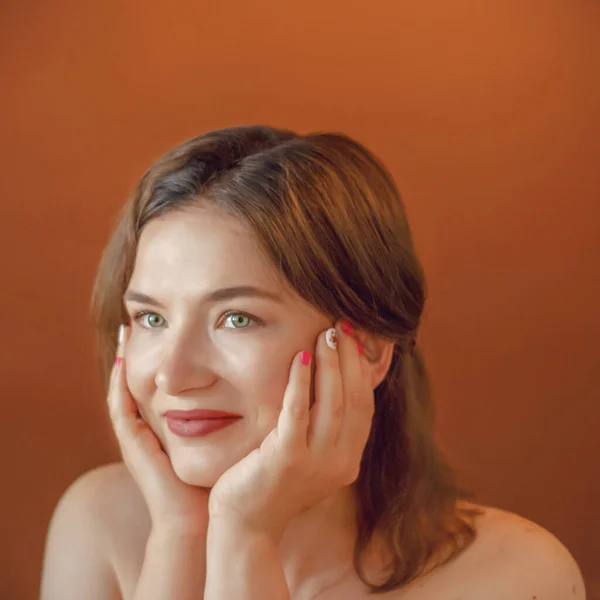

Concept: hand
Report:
left=108, top=325, right=210, bottom=535
left=207, top=320, right=374, bottom=542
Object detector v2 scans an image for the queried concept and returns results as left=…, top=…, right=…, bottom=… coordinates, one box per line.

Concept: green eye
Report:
left=135, top=312, right=165, bottom=328
left=132, top=310, right=260, bottom=331
left=223, top=312, right=253, bottom=329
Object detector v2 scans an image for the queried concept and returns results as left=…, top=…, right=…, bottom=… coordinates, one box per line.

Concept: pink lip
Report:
left=165, top=416, right=241, bottom=438
left=162, top=409, right=242, bottom=438
left=163, top=409, right=241, bottom=419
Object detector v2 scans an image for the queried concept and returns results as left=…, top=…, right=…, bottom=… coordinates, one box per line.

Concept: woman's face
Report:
left=123, top=205, right=332, bottom=487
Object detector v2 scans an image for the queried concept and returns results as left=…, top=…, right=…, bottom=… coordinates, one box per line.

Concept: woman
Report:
left=40, top=125, right=585, bottom=599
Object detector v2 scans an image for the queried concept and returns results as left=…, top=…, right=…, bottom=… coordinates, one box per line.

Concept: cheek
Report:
left=124, top=355, right=164, bottom=438
left=249, top=351, right=298, bottom=412
left=124, top=347, right=158, bottom=405
left=123, top=336, right=303, bottom=414
left=257, top=343, right=317, bottom=409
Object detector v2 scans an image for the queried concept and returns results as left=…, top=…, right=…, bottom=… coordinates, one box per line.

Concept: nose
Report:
left=154, top=326, right=217, bottom=396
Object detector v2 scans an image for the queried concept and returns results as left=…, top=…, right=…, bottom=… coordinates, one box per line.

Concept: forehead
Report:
left=131, top=206, right=284, bottom=293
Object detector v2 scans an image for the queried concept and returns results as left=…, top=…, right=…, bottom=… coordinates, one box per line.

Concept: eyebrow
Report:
left=123, top=285, right=283, bottom=308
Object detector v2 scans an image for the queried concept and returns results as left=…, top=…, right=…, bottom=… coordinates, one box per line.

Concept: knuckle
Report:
left=113, top=416, right=130, bottom=439
left=332, top=401, right=344, bottom=418
left=278, top=455, right=302, bottom=476
left=128, top=428, right=145, bottom=451
left=289, top=400, right=308, bottom=420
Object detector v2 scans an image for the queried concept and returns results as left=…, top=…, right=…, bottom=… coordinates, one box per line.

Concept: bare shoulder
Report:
left=474, top=503, right=585, bottom=598
left=41, top=462, right=149, bottom=599
left=59, top=462, right=147, bottom=523
left=73, top=461, right=151, bottom=543
left=52, top=461, right=149, bottom=543
left=69, top=461, right=136, bottom=497
left=405, top=502, right=587, bottom=600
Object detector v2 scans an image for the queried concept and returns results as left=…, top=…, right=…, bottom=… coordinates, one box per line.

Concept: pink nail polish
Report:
left=357, top=341, right=364, bottom=355
left=300, top=351, right=312, bottom=365
left=341, top=320, right=354, bottom=336
left=115, top=357, right=122, bottom=367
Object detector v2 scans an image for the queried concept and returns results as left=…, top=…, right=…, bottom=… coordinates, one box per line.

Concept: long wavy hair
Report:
left=90, top=125, right=482, bottom=593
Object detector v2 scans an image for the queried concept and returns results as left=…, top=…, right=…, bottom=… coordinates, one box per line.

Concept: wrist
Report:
left=207, top=514, right=282, bottom=547
left=204, top=518, right=289, bottom=600
left=151, top=519, right=209, bottom=540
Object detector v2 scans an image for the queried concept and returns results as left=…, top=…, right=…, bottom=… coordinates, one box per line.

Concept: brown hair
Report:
left=90, top=125, right=482, bottom=593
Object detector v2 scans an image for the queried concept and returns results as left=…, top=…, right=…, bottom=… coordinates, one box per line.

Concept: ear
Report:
left=355, top=332, right=396, bottom=390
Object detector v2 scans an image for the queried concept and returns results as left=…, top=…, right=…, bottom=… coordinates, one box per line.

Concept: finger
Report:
left=107, top=324, right=125, bottom=409
left=108, top=325, right=136, bottom=425
left=307, top=326, right=344, bottom=455
left=107, top=324, right=127, bottom=419
left=108, top=326, right=163, bottom=467
left=108, top=326, right=184, bottom=522
left=336, top=330, right=375, bottom=470
left=276, top=348, right=312, bottom=457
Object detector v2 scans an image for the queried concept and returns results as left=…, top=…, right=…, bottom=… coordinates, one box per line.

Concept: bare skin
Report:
left=41, top=205, right=586, bottom=598
left=41, top=461, right=586, bottom=600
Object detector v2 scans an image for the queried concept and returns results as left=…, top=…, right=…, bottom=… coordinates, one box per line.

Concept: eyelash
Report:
left=131, top=309, right=262, bottom=331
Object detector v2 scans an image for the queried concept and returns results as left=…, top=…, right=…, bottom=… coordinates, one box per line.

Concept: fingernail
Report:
left=115, top=357, right=122, bottom=367
left=341, top=320, right=354, bottom=336
left=357, top=340, right=365, bottom=355
left=118, top=324, right=125, bottom=346
left=325, top=328, right=337, bottom=350
left=300, top=351, right=312, bottom=365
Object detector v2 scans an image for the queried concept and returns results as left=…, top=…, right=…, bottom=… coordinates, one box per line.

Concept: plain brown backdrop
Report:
left=1, top=1, right=598, bottom=598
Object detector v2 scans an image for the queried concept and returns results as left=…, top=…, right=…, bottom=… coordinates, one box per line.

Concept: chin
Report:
left=168, top=445, right=232, bottom=488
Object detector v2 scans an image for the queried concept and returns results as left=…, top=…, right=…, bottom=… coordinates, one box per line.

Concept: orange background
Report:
left=1, top=1, right=598, bottom=598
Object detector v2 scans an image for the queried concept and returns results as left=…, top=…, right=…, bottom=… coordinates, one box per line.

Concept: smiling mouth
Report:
left=165, top=415, right=242, bottom=438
